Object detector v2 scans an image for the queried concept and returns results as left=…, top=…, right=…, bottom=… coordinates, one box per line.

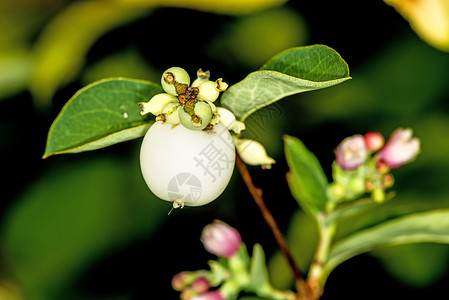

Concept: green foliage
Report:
left=221, top=45, right=350, bottom=121
left=324, top=209, right=449, bottom=282
left=248, top=244, right=270, bottom=290
left=284, top=135, right=329, bottom=215
left=43, top=78, right=162, bottom=158
left=44, top=45, right=349, bottom=158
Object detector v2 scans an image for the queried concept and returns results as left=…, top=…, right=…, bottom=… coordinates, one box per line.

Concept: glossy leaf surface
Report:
left=43, top=78, right=162, bottom=158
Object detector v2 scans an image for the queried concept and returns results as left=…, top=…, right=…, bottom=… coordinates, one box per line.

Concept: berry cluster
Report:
left=140, top=67, right=228, bottom=131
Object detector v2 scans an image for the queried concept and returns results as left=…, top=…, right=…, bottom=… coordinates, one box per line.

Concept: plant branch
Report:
left=235, top=153, right=309, bottom=296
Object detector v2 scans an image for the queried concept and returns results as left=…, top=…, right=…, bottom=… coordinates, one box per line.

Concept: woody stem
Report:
left=235, top=152, right=309, bottom=296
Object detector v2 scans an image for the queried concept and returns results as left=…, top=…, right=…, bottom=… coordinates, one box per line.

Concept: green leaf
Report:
left=284, top=135, right=329, bottom=215
left=221, top=45, right=350, bottom=121
left=248, top=244, right=270, bottom=289
left=43, top=78, right=162, bottom=158
left=326, top=199, right=379, bottom=225
left=323, top=209, right=449, bottom=282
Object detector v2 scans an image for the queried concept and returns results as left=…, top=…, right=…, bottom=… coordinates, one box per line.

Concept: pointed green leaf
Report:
left=249, top=244, right=270, bottom=289
left=221, top=45, right=350, bottom=121
left=323, top=209, right=449, bottom=282
left=326, top=199, right=378, bottom=225
left=43, top=78, right=162, bottom=158
left=284, top=135, right=329, bottom=215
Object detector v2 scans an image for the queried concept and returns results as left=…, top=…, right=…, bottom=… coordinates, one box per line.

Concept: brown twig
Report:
left=235, top=153, right=309, bottom=297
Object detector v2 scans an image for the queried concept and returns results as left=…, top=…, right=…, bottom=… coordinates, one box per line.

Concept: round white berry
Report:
left=140, top=121, right=235, bottom=208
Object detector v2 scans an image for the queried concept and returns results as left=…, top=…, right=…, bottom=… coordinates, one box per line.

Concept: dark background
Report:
left=1, top=0, right=449, bottom=299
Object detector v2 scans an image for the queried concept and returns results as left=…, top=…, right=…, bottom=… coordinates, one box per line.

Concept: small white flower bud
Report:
left=191, top=69, right=211, bottom=87
left=217, top=107, right=246, bottom=134
left=160, top=102, right=180, bottom=125
left=335, top=135, right=367, bottom=170
left=139, top=93, right=178, bottom=116
left=197, top=81, right=220, bottom=102
left=236, top=139, right=275, bottom=169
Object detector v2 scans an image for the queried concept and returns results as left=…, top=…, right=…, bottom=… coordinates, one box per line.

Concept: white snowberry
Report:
left=140, top=121, right=235, bottom=208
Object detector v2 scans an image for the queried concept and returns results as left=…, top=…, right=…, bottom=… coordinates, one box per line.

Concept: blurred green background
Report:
left=1, top=0, right=449, bottom=299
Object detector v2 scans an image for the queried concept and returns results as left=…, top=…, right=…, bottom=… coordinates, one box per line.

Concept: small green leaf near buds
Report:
left=217, top=107, right=246, bottom=134
left=161, top=67, right=190, bottom=96
left=139, top=93, right=178, bottom=116
left=197, top=80, right=220, bottom=102
left=236, top=139, right=275, bottom=169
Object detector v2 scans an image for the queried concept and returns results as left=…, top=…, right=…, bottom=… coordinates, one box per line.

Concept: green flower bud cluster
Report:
left=140, top=67, right=228, bottom=131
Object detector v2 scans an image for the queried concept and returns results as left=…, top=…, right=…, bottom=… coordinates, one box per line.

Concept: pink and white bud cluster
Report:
left=378, top=128, right=420, bottom=168
left=336, top=134, right=367, bottom=170
left=201, top=220, right=242, bottom=259
left=335, top=128, right=420, bottom=170
left=191, top=291, right=225, bottom=300
left=172, top=272, right=225, bottom=300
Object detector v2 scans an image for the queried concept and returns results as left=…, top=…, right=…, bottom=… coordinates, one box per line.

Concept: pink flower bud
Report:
left=172, top=271, right=190, bottom=291
left=191, top=278, right=210, bottom=294
left=201, top=220, right=241, bottom=258
left=378, top=128, right=420, bottom=168
left=364, top=132, right=384, bottom=152
left=335, top=135, right=367, bottom=170
left=191, top=291, right=225, bottom=300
